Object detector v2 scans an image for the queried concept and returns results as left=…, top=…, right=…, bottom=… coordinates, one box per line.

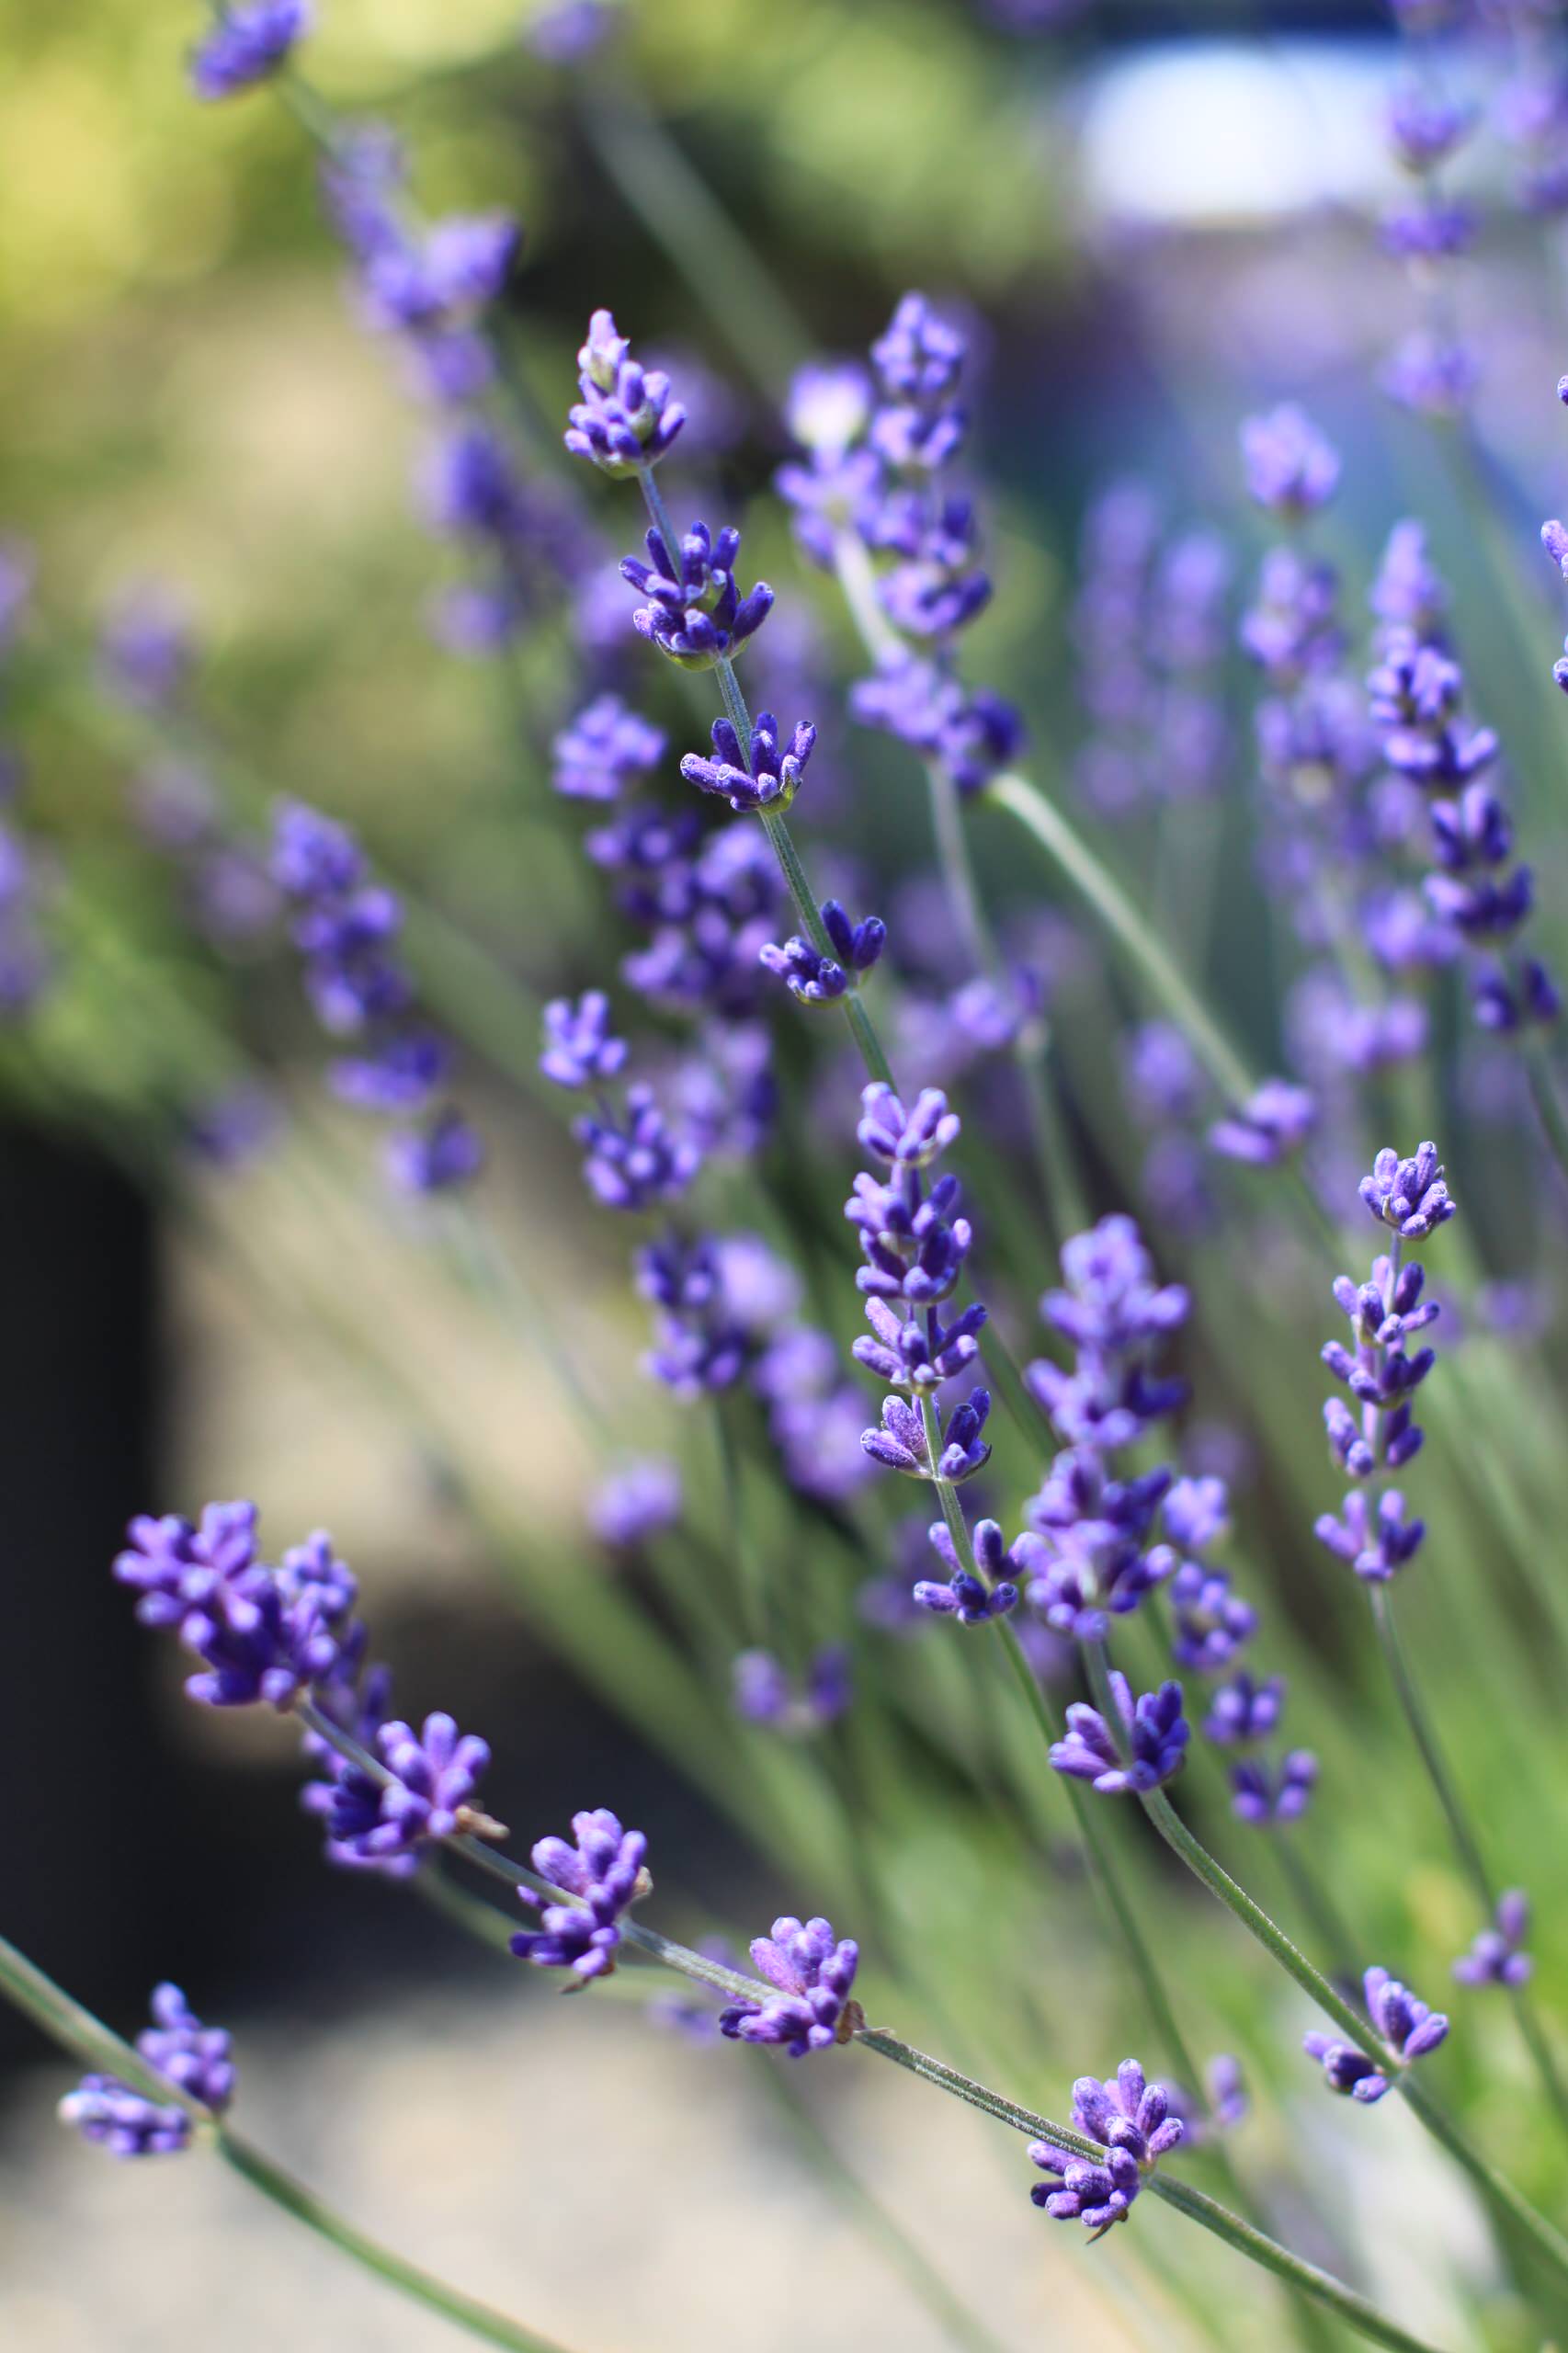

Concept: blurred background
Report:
left=6, top=0, right=1568, bottom=2346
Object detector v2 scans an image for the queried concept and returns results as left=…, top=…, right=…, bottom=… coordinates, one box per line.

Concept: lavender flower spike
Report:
left=1028, top=2058, right=1185, bottom=2232
left=511, top=1809, right=650, bottom=1982
left=1240, top=405, right=1340, bottom=517
left=540, top=991, right=628, bottom=1090
left=1051, top=1674, right=1189, bottom=1796
left=1454, top=1892, right=1533, bottom=1988
left=1303, top=1966, right=1449, bottom=2101
left=1209, top=1078, right=1315, bottom=1166
left=913, top=1518, right=1022, bottom=1622
left=760, top=899, right=884, bottom=1005
left=681, top=711, right=814, bottom=813
left=59, top=1984, right=234, bottom=2159
left=861, top=1388, right=992, bottom=1483
left=565, top=311, right=686, bottom=477
left=1358, top=1142, right=1454, bottom=1239
left=189, top=0, right=309, bottom=99
left=623, top=522, right=773, bottom=671
left=331, top=1712, right=504, bottom=1865
left=719, top=1915, right=861, bottom=2055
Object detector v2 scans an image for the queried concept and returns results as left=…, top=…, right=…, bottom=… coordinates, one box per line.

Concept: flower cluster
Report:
left=321, top=1712, right=502, bottom=1868
left=759, top=898, right=885, bottom=1006
left=1028, top=2060, right=1185, bottom=2232
left=565, top=309, right=686, bottom=477
left=1379, top=13, right=1477, bottom=415
left=1315, top=1143, right=1453, bottom=1577
left=1051, top=1674, right=1189, bottom=1796
left=60, top=1985, right=234, bottom=2160
left=188, top=0, right=309, bottom=101
left=623, top=521, right=774, bottom=673
left=733, top=1644, right=852, bottom=1733
left=114, top=1502, right=363, bottom=1711
left=270, top=801, right=482, bottom=1191
left=719, top=1916, right=861, bottom=2056
left=778, top=295, right=1023, bottom=798
left=512, top=1810, right=650, bottom=1983
left=1302, top=1967, right=1449, bottom=2103
left=1453, top=1892, right=1533, bottom=1989
left=1071, top=480, right=1232, bottom=818
left=1366, top=626, right=1556, bottom=1034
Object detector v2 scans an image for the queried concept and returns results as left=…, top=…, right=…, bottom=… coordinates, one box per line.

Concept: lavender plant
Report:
left=13, top=12, right=1568, bottom=2353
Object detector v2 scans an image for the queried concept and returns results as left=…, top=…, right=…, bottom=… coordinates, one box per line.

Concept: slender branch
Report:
left=988, top=771, right=1256, bottom=1108
left=0, top=1932, right=571, bottom=2353
left=1369, top=1584, right=1568, bottom=2145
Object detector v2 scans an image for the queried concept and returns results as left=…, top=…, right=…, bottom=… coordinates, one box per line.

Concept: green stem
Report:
left=1131, top=1783, right=1568, bottom=2291
left=0, top=1933, right=570, bottom=2353
left=215, top=2133, right=573, bottom=2353
left=988, top=770, right=1256, bottom=1107
left=857, top=2032, right=1445, bottom=2353
left=1369, top=1584, right=1568, bottom=2146
left=1524, top=1045, right=1568, bottom=1196
left=574, top=81, right=809, bottom=396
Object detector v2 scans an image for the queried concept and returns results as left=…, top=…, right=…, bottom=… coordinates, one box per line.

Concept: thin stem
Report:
left=1142, top=2174, right=1449, bottom=2353
left=215, top=2133, right=573, bottom=2353
left=988, top=770, right=1256, bottom=1108
left=1368, top=1585, right=1490, bottom=1904
left=857, top=2031, right=1446, bottom=2353
left=1133, top=1785, right=1568, bottom=2291
left=0, top=1933, right=571, bottom=2353
left=217, top=1711, right=1442, bottom=2353
left=1369, top=1583, right=1568, bottom=2145
left=573, top=81, right=810, bottom=397
left=1525, top=1044, right=1568, bottom=1195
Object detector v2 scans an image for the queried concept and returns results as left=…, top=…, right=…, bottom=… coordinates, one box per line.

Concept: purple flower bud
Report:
left=1358, top=1142, right=1454, bottom=1238
left=1230, top=1748, right=1318, bottom=1827
left=1240, top=405, right=1340, bottom=517
left=589, top=1459, right=682, bottom=1549
left=1454, top=1892, right=1533, bottom=1988
left=720, top=1915, right=860, bottom=2056
left=551, top=695, right=666, bottom=802
left=1028, top=2056, right=1185, bottom=2230
left=512, top=1809, right=649, bottom=1982
left=1051, top=1674, right=1189, bottom=1797
left=540, top=990, right=628, bottom=1089
left=189, top=0, right=309, bottom=100
left=565, top=311, right=686, bottom=476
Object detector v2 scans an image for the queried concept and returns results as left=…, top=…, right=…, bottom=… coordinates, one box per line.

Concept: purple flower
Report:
left=1202, top=1671, right=1285, bottom=1747
left=565, top=311, right=685, bottom=477
left=328, top=1711, right=499, bottom=1864
left=1371, top=520, right=1448, bottom=643
left=850, top=658, right=1024, bottom=797
left=1051, top=1675, right=1189, bottom=1797
left=526, top=1, right=615, bottom=64
left=860, top=1388, right=992, bottom=1483
left=1021, top=1451, right=1173, bottom=1641
left=1209, top=1078, right=1315, bottom=1166
left=733, top=1644, right=852, bottom=1733
left=853, top=1296, right=986, bottom=1392
left=1315, top=1487, right=1426, bottom=1582
left=1240, top=405, right=1340, bottom=517
left=1454, top=1892, right=1533, bottom=1989
left=332, top=1030, right=450, bottom=1114
left=189, top=0, right=309, bottom=99
left=1321, top=1247, right=1442, bottom=1483
left=760, top=899, right=884, bottom=1006
left=540, top=991, right=628, bottom=1089
left=99, top=584, right=193, bottom=710
left=590, top=1459, right=682, bottom=1549
left=912, top=1518, right=1023, bottom=1622
left=551, top=695, right=666, bottom=802
left=621, top=519, right=772, bottom=671
left=1170, top=1563, right=1256, bottom=1672
left=679, top=710, right=813, bottom=813
left=1163, top=1474, right=1230, bottom=1553
left=386, top=1108, right=484, bottom=1194
left=719, top=1915, right=860, bottom=2056
left=1028, top=2058, right=1185, bottom=2231
left=1230, top=1749, right=1318, bottom=1826
left=1386, top=85, right=1474, bottom=172
left=574, top=1083, right=699, bottom=1211
left=59, top=1984, right=234, bottom=2158
left=1028, top=1216, right=1187, bottom=1450
left=1383, top=331, right=1475, bottom=417
left=1303, top=1967, right=1449, bottom=2102
left=512, top=1810, right=650, bottom=1981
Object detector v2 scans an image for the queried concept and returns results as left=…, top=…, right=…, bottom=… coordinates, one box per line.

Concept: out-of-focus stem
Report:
left=0, top=1933, right=571, bottom=2353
